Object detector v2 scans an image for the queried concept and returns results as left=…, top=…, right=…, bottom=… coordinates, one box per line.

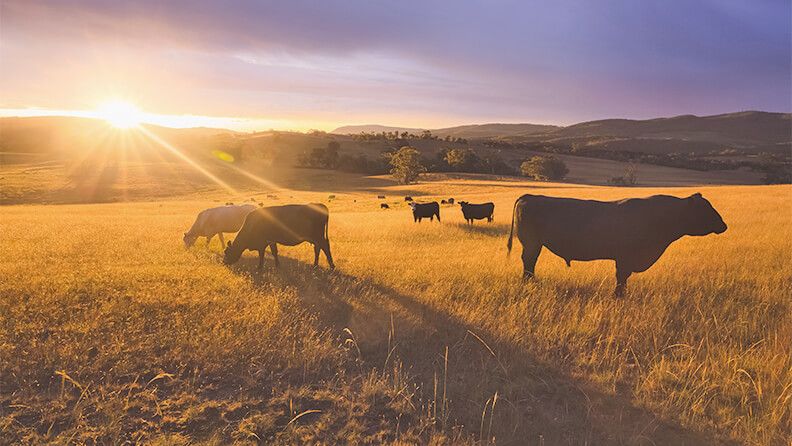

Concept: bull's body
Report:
left=459, top=202, right=494, bottom=224
left=223, top=203, right=334, bottom=270
left=183, top=204, right=256, bottom=248
left=507, top=193, right=727, bottom=295
left=410, top=202, right=441, bottom=222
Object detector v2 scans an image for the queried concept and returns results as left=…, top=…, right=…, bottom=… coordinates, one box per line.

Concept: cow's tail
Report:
left=507, top=198, right=519, bottom=256
left=324, top=212, right=329, bottom=242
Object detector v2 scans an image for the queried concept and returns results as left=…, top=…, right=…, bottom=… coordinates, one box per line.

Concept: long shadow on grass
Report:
left=449, top=222, right=511, bottom=238
left=229, top=255, right=730, bottom=446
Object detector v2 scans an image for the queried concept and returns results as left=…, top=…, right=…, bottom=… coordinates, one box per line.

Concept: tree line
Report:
left=351, top=130, right=468, bottom=144
left=296, top=141, right=579, bottom=185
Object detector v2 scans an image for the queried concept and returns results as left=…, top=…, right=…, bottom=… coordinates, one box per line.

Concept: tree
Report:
left=520, top=155, right=569, bottom=181
left=607, top=162, right=639, bottom=186
left=388, top=146, right=426, bottom=184
left=444, top=148, right=480, bottom=172
left=325, top=141, right=340, bottom=169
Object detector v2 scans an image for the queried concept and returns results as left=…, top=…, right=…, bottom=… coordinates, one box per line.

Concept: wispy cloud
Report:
left=1, top=0, right=789, bottom=129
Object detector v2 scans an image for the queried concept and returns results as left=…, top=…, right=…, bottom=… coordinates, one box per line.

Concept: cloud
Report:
left=1, top=0, right=789, bottom=127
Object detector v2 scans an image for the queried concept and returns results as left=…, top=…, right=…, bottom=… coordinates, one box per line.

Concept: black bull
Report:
left=460, top=201, right=494, bottom=224
left=410, top=201, right=441, bottom=222
left=223, top=203, right=335, bottom=270
left=507, top=193, right=727, bottom=296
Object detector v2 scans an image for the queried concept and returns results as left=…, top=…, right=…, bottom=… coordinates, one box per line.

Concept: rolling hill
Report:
left=334, top=111, right=791, bottom=153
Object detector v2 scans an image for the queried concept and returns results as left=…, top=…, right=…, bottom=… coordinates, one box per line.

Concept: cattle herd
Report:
left=184, top=192, right=727, bottom=296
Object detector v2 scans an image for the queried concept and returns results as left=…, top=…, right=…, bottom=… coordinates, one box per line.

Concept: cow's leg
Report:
left=218, top=232, right=225, bottom=247
left=257, top=249, right=265, bottom=270
left=313, top=243, right=320, bottom=266
left=321, top=239, right=335, bottom=270
left=521, top=242, right=542, bottom=279
left=269, top=243, right=280, bottom=267
left=615, top=263, right=632, bottom=298
left=206, top=234, right=214, bottom=247
left=436, top=212, right=441, bottom=223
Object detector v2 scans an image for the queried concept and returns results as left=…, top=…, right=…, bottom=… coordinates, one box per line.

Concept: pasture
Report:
left=1, top=178, right=790, bottom=444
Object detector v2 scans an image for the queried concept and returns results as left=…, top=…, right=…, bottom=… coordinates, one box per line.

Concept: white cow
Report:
left=183, top=204, right=256, bottom=248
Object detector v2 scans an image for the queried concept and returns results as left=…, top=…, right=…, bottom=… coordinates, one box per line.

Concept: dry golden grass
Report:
left=1, top=177, right=790, bottom=444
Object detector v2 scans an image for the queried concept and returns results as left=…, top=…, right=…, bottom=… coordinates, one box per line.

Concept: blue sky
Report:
left=1, top=0, right=789, bottom=129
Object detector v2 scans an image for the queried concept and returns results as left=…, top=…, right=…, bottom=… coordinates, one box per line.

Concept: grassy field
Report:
left=1, top=177, right=790, bottom=444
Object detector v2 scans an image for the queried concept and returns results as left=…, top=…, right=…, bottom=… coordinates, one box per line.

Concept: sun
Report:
left=95, top=100, right=143, bottom=128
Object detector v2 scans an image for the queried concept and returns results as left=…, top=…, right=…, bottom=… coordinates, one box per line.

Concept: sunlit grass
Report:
left=0, top=181, right=789, bottom=444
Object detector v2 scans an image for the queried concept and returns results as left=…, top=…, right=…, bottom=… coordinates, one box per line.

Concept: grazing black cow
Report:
left=409, top=201, right=441, bottom=222
left=223, top=203, right=335, bottom=270
left=459, top=201, right=494, bottom=224
left=507, top=193, right=727, bottom=296
left=381, top=203, right=390, bottom=209
left=377, top=195, right=386, bottom=199
left=404, top=196, right=414, bottom=202
left=448, top=198, right=455, bottom=204
left=441, top=199, right=448, bottom=204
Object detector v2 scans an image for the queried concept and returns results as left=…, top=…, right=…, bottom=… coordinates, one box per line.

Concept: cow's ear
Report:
left=688, top=192, right=702, bottom=199
left=226, top=241, right=231, bottom=247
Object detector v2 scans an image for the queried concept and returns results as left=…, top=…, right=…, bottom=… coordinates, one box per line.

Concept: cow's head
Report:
left=458, top=201, right=469, bottom=207
left=684, top=193, right=727, bottom=236
left=223, top=240, right=243, bottom=265
left=183, top=232, right=198, bottom=248
left=408, top=202, right=417, bottom=211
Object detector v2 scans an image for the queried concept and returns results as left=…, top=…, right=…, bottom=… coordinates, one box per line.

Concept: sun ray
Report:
left=137, top=126, right=237, bottom=195
left=219, top=161, right=284, bottom=193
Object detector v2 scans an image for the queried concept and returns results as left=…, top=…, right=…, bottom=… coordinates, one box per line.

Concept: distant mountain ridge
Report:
left=333, top=111, right=791, bottom=146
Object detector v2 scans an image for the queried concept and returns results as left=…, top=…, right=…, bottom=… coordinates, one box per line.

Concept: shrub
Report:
left=520, top=156, right=569, bottom=181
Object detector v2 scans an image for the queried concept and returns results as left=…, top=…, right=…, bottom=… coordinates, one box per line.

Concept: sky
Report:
left=1, top=0, right=790, bottom=131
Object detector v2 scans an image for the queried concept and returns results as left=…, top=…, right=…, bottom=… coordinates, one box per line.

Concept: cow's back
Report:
left=237, top=204, right=329, bottom=248
left=516, top=194, right=685, bottom=261
left=204, top=205, right=256, bottom=233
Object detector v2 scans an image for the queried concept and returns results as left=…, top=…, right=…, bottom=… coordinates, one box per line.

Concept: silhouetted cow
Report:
left=381, top=203, right=390, bottom=209
left=223, top=204, right=334, bottom=270
left=184, top=204, right=256, bottom=248
left=441, top=200, right=448, bottom=204
left=404, top=196, right=414, bottom=202
left=409, top=202, right=441, bottom=222
left=507, top=193, right=726, bottom=296
left=459, top=201, right=494, bottom=224
left=448, top=198, right=455, bottom=204
left=378, top=195, right=386, bottom=199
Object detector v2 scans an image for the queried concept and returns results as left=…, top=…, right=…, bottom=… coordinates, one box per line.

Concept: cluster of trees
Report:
left=431, top=147, right=514, bottom=175
left=296, top=141, right=341, bottom=169
left=297, top=140, right=389, bottom=174
left=351, top=130, right=467, bottom=144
